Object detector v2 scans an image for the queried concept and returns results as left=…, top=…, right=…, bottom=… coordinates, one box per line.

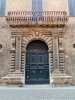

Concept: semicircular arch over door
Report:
left=25, top=40, right=50, bottom=84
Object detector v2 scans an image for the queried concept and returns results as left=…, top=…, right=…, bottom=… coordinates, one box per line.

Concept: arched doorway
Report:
left=25, top=40, right=49, bottom=84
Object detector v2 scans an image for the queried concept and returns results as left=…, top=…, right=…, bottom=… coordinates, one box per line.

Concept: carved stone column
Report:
left=52, top=33, right=59, bottom=70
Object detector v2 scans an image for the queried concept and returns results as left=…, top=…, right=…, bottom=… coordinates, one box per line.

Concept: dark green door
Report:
left=25, top=40, right=49, bottom=84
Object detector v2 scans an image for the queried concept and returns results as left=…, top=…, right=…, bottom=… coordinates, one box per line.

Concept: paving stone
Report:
left=0, top=86, right=75, bottom=100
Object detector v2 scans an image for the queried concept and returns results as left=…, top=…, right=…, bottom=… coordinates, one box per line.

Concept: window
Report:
left=0, top=0, right=6, bottom=16
left=38, top=0, right=42, bottom=11
left=68, top=0, right=75, bottom=16
left=32, top=0, right=42, bottom=11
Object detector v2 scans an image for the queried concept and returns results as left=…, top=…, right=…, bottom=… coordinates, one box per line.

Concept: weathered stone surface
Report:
left=51, top=70, right=72, bottom=84
left=6, top=0, right=68, bottom=14
left=6, top=0, right=32, bottom=14
left=0, top=16, right=75, bottom=84
left=0, top=0, right=75, bottom=85
left=0, top=17, right=11, bottom=82
left=43, top=0, right=68, bottom=12
left=3, top=71, right=24, bottom=85
left=63, top=17, right=75, bottom=84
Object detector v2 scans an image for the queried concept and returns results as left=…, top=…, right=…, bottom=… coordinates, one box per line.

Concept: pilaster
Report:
left=11, top=31, right=23, bottom=71
left=52, top=32, right=59, bottom=70
left=15, top=37, right=22, bottom=71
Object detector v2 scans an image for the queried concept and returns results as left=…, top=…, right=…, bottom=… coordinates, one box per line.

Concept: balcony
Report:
left=6, top=11, right=68, bottom=27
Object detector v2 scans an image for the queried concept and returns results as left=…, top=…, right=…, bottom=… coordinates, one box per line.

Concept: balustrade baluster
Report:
left=6, top=11, right=68, bottom=22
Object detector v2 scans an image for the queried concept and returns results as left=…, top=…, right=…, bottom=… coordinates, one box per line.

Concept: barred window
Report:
left=68, top=0, right=75, bottom=16
left=0, top=0, right=6, bottom=16
left=32, top=0, right=42, bottom=11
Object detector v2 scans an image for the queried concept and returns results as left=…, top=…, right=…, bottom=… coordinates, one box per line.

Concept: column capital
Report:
left=11, top=30, right=23, bottom=37
left=16, top=37, right=22, bottom=40
left=52, top=33, right=58, bottom=37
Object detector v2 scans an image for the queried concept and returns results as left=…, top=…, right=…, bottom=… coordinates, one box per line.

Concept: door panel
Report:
left=44, top=70, right=49, bottom=79
left=30, top=54, right=37, bottom=64
left=38, top=64, right=44, bottom=69
left=26, top=54, right=30, bottom=64
left=44, top=53, right=49, bottom=63
left=38, top=69, right=44, bottom=79
left=30, top=69, right=37, bottom=79
left=38, top=53, right=44, bottom=64
left=45, top=64, right=49, bottom=68
left=26, top=64, right=30, bottom=68
left=25, top=40, right=49, bottom=84
left=30, top=64, right=37, bottom=69
left=25, top=52, right=49, bottom=84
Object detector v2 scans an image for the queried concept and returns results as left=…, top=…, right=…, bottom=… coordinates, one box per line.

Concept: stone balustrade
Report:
left=8, top=11, right=67, bottom=16
left=6, top=11, right=68, bottom=26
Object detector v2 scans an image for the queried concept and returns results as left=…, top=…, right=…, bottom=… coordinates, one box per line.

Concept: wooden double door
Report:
left=25, top=40, right=49, bottom=84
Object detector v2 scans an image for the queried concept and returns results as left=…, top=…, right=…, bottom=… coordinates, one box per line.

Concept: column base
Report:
left=2, top=70, right=24, bottom=85
left=50, top=69, right=72, bottom=84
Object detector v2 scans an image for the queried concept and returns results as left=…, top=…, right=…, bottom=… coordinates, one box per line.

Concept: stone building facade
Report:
left=0, top=0, right=75, bottom=85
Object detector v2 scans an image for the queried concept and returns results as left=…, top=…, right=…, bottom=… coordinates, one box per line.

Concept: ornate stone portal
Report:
left=3, top=11, right=72, bottom=85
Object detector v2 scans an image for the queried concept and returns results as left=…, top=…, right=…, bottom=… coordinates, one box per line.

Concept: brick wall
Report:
left=0, top=17, right=11, bottom=82
left=63, top=17, right=75, bottom=84
left=1, top=0, right=75, bottom=84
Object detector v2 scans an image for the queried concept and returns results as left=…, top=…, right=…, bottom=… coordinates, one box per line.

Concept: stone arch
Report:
left=22, top=33, right=53, bottom=51
left=25, top=38, right=49, bottom=50
left=26, top=40, right=48, bottom=51
left=21, top=33, right=53, bottom=78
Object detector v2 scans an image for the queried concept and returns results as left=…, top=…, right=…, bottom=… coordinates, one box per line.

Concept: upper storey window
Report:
left=68, top=0, right=75, bottom=16
left=32, top=0, right=42, bottom=11
left=0, top=0, right=6, bottom=16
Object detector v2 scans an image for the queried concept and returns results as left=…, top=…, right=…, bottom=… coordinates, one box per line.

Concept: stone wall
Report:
left=0, top=17, right=11, bottom=83
left=1, top=0, right=75, bottom=84
left=6, top=0, right=68, bottom=14
left=0, top=17, right=75, bottom=84
left=63, top=17, right=75, bottom=84
left=43, top=0, right=69, bottom=13
left=6, top=0, right=32, bottom=14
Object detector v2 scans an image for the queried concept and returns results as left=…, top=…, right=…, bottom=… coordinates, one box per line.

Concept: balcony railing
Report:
left=6, top=11, right=68, bottom=26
